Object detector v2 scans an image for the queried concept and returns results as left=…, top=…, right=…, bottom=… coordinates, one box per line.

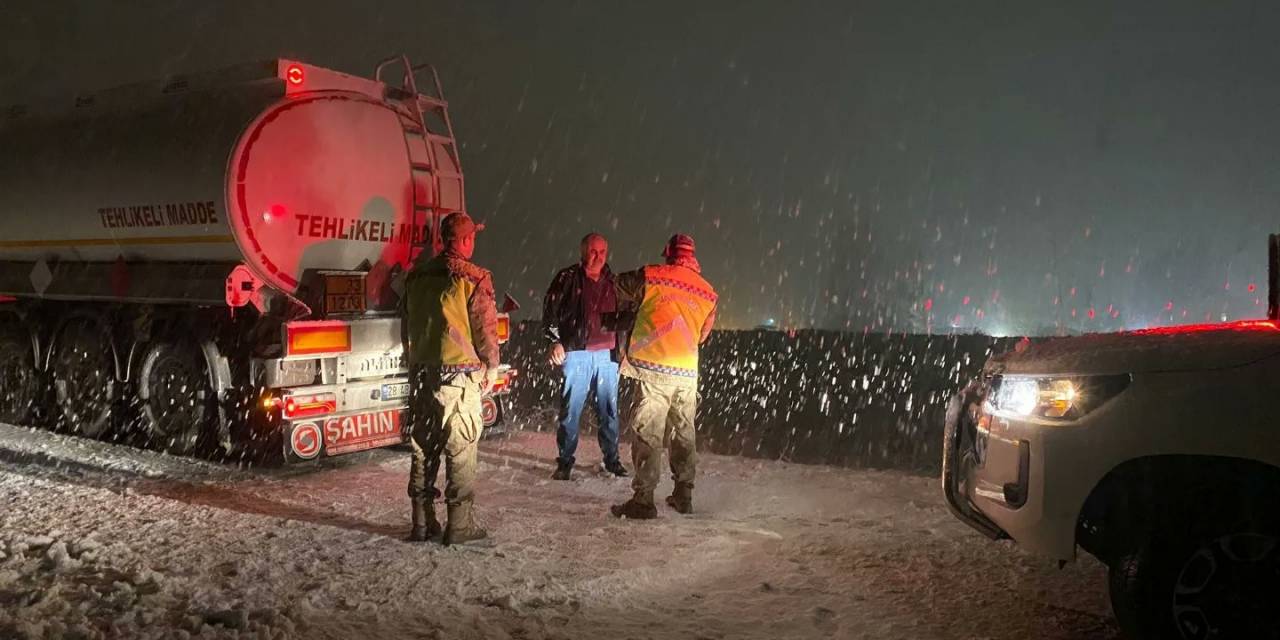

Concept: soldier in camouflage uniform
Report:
left=610, top=234, right=717, bottom=519
left=402, top=212, right=500, bottom=545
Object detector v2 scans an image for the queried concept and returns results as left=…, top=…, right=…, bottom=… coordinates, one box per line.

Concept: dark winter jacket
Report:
left=542, top=263, right=622, bottom=359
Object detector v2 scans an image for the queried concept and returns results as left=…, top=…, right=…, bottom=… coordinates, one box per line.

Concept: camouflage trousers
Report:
left=407, top=366, right=484, bottom=506
left=629, top=379, right=698, bottom=503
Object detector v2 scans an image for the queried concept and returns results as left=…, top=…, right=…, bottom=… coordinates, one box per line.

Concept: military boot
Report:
left=610, top=493, right=658, bottom=519
left=443, top=501, right=489, bottom=546
left=408, top=498, right=443, bottom=542
left=666, top=483, right=693, bottom=514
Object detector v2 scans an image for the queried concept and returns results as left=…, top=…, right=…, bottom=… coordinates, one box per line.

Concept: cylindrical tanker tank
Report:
left=0, top=59, right=453, bottom=306
left=0, top=58, right=504, bottom=462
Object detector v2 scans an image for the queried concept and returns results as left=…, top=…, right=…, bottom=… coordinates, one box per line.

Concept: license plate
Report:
left=381, top=382, right=409, bottom=400
left=324, top=274, right=366, bottom=314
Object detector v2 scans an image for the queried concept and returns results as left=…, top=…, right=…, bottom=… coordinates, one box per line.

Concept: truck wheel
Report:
left=1109, top=526, right=1280, bottom=639
left=135, top=340, right=213, bottom=455
left=51, top=318, right=117, bottom=438
left=0, top=325, right=38, bottom=425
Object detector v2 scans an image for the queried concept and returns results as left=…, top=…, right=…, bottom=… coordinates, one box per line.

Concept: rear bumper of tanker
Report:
left=270, top=377, right=412, bottom=461
left=262, top=361, right=516, bottom=462
left=269, top=375, right=514, bottom=461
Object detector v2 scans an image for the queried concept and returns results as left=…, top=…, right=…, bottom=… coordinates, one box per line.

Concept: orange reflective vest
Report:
left=403, top=254, right=490, bottom=373
left=627, top=264, right=717, bottom=380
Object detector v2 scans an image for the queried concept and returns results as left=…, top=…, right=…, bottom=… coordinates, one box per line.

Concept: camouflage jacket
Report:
left=401, top=250, right=500, bottom=373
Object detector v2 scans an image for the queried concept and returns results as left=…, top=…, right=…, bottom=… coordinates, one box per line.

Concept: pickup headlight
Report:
left=986, top=374, right=1130, bottom=421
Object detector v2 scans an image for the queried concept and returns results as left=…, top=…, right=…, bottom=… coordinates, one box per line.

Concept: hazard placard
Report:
left=323, top=273, right=366, bottom=315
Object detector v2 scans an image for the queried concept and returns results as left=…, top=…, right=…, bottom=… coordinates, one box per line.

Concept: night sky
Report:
left=5, top=1, right=1280, bottom=334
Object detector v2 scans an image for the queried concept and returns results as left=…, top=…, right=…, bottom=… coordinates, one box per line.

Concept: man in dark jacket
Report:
left=543, top=233, right=629, bottom=480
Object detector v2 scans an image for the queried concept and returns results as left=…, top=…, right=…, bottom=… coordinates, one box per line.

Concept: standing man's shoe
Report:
left=665, top=488, right=693, bottom=514
left=443, top=501, right=489, bottom=546
left=551, top=462, right=573, bottom=481
left=610, top=494, right=658, bottom=519
left=408, top=498, right=444, bottom=541
left=602, top=460, right=629, bottom=477
left=414, top=491, right=450, bottom=542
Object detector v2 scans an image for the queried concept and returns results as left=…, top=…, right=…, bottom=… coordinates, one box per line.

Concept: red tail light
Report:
left=282, top=393, right=337, bottom=420
left=492, top=368, right=517, bottom=393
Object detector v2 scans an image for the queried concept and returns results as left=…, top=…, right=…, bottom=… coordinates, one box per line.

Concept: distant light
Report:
left=1248, top=283, right=1257, bottom=293
left=286, top=64, right=305, bottom=86
left=987, top=325, right=1013, bottom=338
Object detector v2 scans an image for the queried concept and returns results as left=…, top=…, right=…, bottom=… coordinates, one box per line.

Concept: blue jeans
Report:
left=557, top=349, right=620, bottom=467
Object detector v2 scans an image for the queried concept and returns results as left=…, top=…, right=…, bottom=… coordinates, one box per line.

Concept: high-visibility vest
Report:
left=627, top=264, right=717, bottom=379
left=404, top=255, right=486, bottom=372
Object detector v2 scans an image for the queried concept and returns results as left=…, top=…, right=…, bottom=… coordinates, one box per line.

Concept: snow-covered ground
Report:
left=0, top=422, right=1119, bottom=640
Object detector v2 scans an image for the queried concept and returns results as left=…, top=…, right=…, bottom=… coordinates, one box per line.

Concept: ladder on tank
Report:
left=376, top=55, right=466, bottom=263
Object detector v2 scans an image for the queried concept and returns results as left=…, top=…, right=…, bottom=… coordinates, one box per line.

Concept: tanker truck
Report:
left=0, top=56, right=517, bottom=460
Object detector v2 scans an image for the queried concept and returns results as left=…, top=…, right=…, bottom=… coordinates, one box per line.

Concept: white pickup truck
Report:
left=943, top=237, right=1280, bottom=640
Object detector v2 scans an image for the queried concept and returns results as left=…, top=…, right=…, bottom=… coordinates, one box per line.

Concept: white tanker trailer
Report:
left=0, top=56, right=516, bottom=459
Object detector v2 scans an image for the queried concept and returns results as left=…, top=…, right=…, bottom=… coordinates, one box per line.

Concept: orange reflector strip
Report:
left=497, top=315, right=511, bottom=343
left=287, top=322, right=352, bottom=356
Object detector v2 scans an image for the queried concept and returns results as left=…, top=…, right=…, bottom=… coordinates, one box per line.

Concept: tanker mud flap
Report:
left=200, top=339, right=235, bottom=454
left=942, top=386, right=1008, bottom=541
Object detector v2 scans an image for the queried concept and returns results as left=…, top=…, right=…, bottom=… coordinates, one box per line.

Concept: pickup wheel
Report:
left=1108, top=522, right=1280, bottom=639
left=51, top=318, right=117, bottom=438
left=0, top=325, right=38, bottom=425
left=134, top=339, right=214, bottom=456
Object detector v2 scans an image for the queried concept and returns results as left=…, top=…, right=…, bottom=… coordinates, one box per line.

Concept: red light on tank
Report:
left=263, top=204, right=286, bottom=223
left=286, top=65, right=304, bottom=86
